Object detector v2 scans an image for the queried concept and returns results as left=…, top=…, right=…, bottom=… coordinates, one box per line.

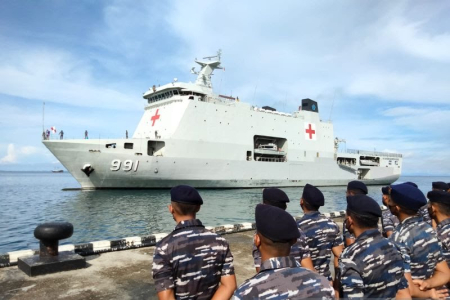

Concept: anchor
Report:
left=81, top=164, right=94, bottom=176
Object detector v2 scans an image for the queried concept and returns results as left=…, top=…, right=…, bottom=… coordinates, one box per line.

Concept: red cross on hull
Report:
left=151, top=109, right=160, bottom=126
left=305, top=123, right=316, bottom=139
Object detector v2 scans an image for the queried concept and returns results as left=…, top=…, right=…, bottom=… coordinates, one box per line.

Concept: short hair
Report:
left=302, top=199, right=320, bottom=211
left=391, top=200, right=419, bottom=216
left=348, top=189, right=366, bottom=195
left=263, top=200, right=287, bottom=210
left=258, top=232, right=294, bottom=252
left=433, top=202, right=450, bottom=216
left=171, top=201, right=200, bottom=216
left=347, top=210, right=379, bottom=229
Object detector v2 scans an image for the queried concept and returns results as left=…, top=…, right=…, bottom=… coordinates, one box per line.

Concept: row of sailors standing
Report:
left=152, top=181, right=450, bottom=299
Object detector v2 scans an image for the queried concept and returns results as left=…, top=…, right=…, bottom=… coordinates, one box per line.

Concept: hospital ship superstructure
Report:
left=43, top=51, right=402, bottom=189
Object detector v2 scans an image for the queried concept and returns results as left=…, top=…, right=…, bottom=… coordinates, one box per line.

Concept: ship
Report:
left=43, top=50, right=402, bottom=189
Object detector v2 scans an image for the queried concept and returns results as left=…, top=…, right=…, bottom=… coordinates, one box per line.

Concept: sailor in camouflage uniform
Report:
left=342, top=181, right=368, bottom=247
left=252, top=188, right=314, bottom=272
left=152, top=185, right=236, bottom=299
left=404, top=181, right=433, bottom=226
left=388, top=183, right=450, bottom=298
left=234, top=204, right=334, bottom=299
left=339, top=194, right=410, bottom=299
left=380, top=186, right=399, bottom=237
left=428, top=190, right=450, bottom=268
left=297, top=184, right=343, bottom=286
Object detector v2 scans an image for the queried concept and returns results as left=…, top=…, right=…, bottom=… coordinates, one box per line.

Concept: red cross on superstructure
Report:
left=305, top=124, right=316, bottom=139
left=151, top=109, right=160, bottom=126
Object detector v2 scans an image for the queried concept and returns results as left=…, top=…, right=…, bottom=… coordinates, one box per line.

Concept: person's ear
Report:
left=168, top=204, right=174, bottom=215
left=300, top=198, right=304, bottom=206
left=254, top=233, right=261, bottom=248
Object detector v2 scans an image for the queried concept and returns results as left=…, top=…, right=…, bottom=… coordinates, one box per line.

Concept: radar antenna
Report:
left=191, top=49, right=223, bottom=88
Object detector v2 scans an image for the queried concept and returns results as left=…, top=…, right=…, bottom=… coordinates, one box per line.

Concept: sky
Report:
left=0, top=0, right=449, bottom=175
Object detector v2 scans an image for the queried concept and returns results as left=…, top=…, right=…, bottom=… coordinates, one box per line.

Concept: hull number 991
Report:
left=110, top=159, right=139, bottom=172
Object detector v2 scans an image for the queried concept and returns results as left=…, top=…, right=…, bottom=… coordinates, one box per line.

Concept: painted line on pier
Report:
left=0, top=207, right=386, bottom=268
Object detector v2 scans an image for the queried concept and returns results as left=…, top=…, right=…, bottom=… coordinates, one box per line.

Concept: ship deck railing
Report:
left=343, top=149, right=402, bottom=158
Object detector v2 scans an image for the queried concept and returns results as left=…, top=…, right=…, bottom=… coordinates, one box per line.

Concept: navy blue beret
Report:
left=170, top=185, right=203, bottom=205
left=347, top=195, right=382, bottom=217
left=381, top=186, right=390, bottom=195
left=302, top=184, right=324, bottom=206
left=404, top=182, right=418, bottom=188
left=432, top=182, right=449, bottom=191
left=428, top=190, right=450, bottom=205
left=390, top=183, right=426, bottom=211
left=255, top=204, right=299, bottom=242
left=347, top=181, right=368, bottom=194
left=263, top=188, right=290, bottom=204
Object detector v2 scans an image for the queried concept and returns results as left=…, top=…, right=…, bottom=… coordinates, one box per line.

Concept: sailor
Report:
left=125, top=130, right=128, bottom=139
left=380, top=185, right=399, bottom=237
left=234, top=204, right=335, bottom=299
left=59, top=130, right=64, bottom=140
left=342, top=180, right=368, bottom=247
left=428, top=190, right=450, bottom=268
left=152, top=185, right=236, bottom=299
left=297, top=184, right=343, bottom=293
left=252, top=188, right=314, bottom=272
left=433, top=181, right=450, bottom=192
left=339, top=194, right=410, bottom=299
left=405, top=181, right=433, bottom=226
left=388, top=183, right=450, bottom=298
left=85, top=130, right=88, bottom=139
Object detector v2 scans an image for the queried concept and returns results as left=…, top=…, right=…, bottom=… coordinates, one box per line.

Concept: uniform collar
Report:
left=437, top=217, right=450, bottom=230
left=355, top=228, right=380, bottom=241
left=304, top=211, right=321, bottom=218
left=401, top=215, right=422, bottom=225
left=174, top=219, right=204, bottom=231
left=260, top=256, right=299, bottom=272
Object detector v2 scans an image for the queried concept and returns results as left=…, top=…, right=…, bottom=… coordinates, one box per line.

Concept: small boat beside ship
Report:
left=43, top=51, right=402, bottom=189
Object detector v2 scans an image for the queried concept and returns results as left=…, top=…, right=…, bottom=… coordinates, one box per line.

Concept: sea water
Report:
left=0, top=171, right=447, bottom=253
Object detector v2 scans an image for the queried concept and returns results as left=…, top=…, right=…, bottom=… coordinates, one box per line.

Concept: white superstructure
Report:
left=43, top=51, right=402, bottom=189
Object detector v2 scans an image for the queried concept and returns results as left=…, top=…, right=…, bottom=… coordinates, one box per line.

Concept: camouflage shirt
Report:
left=419, top=204, right=432, bottom=226
left=233, top=256, right=335, bottom=299
left=339, top=228, right=408, bottom=299
left=436, top=218, right=450, bottom=267
left=297, top=211, right=343, bottom=280
left=389, top=215, right=444, bottom=280
left=381, top=208, right=399, bottom=237
left=152, top=219, right=235, bottom=299
left=252, top=229, right=310, bottom=268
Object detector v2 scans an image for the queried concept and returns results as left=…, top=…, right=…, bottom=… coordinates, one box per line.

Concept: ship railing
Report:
left=344, top=149, right=403, bottom=158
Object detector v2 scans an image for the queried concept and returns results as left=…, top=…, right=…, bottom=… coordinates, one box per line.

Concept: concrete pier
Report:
left=0, top=216, right=345, bottom=300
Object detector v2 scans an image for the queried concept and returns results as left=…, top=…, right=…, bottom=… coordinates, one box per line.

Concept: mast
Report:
left=191, top=49, right=223, bottom=88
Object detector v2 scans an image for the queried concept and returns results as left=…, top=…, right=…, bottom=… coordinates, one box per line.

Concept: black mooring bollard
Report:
left=18, top=222, right=86, bottom=277
left=34, top=222, right=74, bottom=257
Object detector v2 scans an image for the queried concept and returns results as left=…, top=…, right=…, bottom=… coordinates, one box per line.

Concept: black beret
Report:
left=346, top=195, right=382, bottom=217
left=428, top=190, right=450, bottom=205
left=432, top=182, right=449, bottom=191
left=347, top=181, right=368, bottom=194
left=263, top=188, right=290, bottom=204
left=381, top=186, right=390, bottom=195
left=404, top=182, right=418, bottom=188
left=170, top=185, right=203, bottom=205
left=390, top=183, right=426, bottom=211
left=255, top=204, right=299, bottom=242
left=302, top=184, right=324, bottom=206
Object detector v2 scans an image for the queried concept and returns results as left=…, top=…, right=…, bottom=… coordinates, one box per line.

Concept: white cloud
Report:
left=0, top=144, right=42, bottom=164
left=0, top=144, right=16, bottom=163
left=0, top=44, right=141, bottom=110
